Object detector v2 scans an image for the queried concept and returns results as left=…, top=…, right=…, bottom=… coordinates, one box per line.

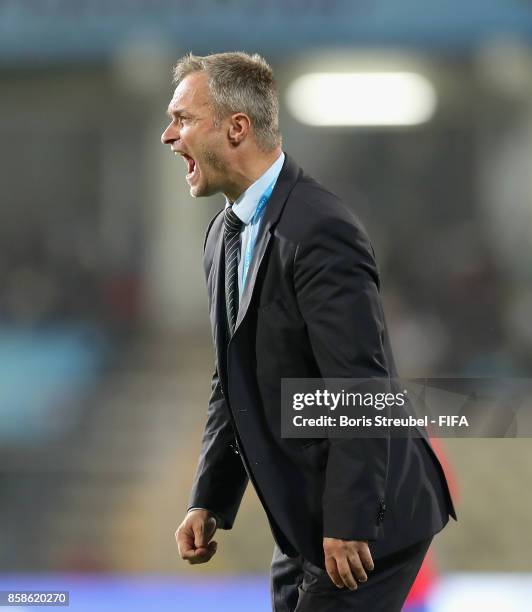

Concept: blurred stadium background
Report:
left=2, top=1, right=532, bottom=610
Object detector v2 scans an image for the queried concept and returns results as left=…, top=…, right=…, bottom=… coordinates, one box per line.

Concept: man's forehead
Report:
left=168, top=72, right=209, bottom=111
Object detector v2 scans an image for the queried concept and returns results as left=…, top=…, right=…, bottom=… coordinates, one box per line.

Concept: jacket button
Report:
left=376, top=499, right=386, bottom=524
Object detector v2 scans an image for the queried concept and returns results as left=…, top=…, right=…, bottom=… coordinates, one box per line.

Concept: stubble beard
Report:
left=191, top=145, right=227, bottom=198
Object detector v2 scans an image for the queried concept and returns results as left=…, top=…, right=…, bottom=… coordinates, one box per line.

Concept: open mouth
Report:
left=181, top=153, right=197, bottom=181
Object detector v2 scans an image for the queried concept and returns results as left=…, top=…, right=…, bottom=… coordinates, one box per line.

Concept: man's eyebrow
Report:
left=166, top=107, right=193, bottom=118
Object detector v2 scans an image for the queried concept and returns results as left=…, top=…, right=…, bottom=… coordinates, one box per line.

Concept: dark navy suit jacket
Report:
left=189, top=154, right=456, bottom=568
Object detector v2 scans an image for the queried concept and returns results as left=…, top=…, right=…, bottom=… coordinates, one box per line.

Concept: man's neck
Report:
left=224, top=147, right=282, bottom=203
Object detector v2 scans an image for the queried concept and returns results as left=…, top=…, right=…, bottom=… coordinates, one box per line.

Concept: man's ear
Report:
left=227, top=113, right=251, bottom=146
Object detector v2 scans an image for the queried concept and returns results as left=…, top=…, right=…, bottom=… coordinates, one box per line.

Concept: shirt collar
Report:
left=225, top=152, right=285, bottom=225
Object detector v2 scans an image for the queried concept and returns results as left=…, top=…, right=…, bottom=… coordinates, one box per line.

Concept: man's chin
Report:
left=189, top=182, right=217, bottom=199
left=189, top=183, right=203, bottom=198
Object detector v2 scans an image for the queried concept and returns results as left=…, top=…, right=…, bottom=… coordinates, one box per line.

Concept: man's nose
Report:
left=161, top=124, right=176, bottom=145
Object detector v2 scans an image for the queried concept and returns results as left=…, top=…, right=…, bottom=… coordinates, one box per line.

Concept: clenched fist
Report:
left=175, top=509, right=218, bottom=565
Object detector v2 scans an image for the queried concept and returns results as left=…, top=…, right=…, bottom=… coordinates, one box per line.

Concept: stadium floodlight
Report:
left=286, top=72, right=437, bottom=127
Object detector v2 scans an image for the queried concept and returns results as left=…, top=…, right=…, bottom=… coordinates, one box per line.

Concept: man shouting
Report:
left=161, top=51, right=456, bottom=612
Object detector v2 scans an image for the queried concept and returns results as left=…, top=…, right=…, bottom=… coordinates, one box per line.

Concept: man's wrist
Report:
left=188, top=507, right=221, bottom=527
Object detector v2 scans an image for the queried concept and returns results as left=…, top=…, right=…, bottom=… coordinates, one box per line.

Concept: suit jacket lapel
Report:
left=234, top=154, right=301, bottom=333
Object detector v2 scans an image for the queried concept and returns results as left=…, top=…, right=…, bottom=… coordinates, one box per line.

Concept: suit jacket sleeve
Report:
left=187, top=367, right=249, bottom=529
left=294, top=213, right=390, bottom=541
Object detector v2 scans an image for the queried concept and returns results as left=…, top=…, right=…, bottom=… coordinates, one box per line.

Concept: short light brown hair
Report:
left=172, top=51, right=281, bottom=151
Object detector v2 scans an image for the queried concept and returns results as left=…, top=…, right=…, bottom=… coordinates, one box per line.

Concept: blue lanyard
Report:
left=241, top=179, right=276, bottom=288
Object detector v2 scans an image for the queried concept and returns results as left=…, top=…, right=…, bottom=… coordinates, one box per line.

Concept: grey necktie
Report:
left=224, top=205, right=244, bottom=335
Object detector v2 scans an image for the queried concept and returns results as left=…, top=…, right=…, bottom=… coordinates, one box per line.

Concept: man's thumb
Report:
left=194, top=516, right=216, bottom=548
